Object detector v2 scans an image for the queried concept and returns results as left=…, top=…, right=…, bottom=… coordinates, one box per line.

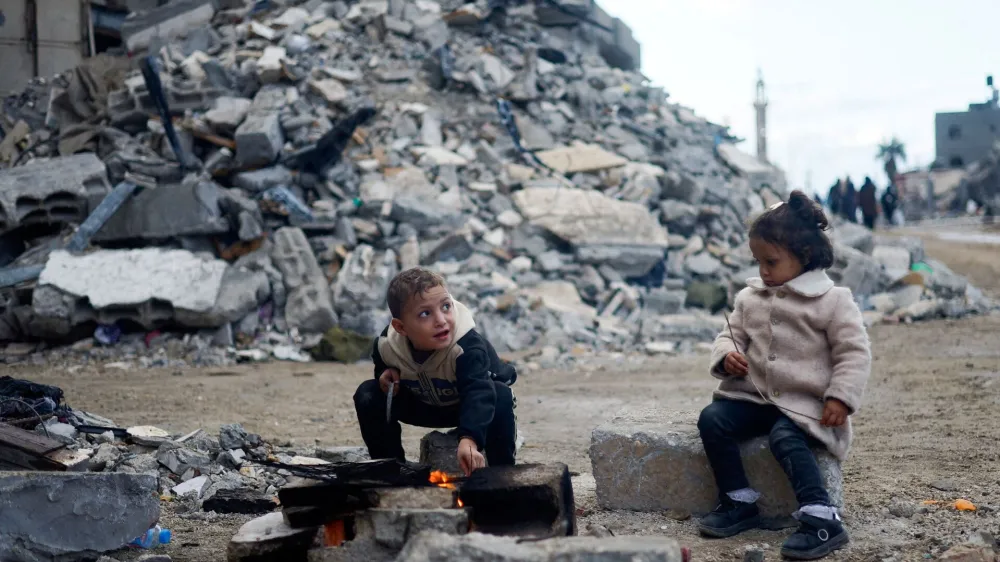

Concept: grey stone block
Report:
left=389, top=196, right=458, bottom=232
left=233, top=165, right=294, bottom=193
left=93, top=177, right=231, bottom=242
left=829, top=243, right=889, bottom=297
left=236, top=113, right=284, bottom=168
left=398, top=531, right=685, bottom=562
left=355, top=508, right=470, bottom=550
left=0, top=153, right=111, bottom=235
left=833, top=222, right=875, bottom=255
left=0, top=472, right=159, bottom=562
left=205, top=96, right=252, bottom=134
left=419, top=431, right=461, bottom=474
left=589, top=408, right=843, bottom=517
left=643, top=288, right=686, bottom=315
left=574, top=244, right=664, bottom=278
left=121, top=0, right=216, bottom=54
left=270, top=227, right=338, bottom=334
left=29, top=248, right=266, bottom=337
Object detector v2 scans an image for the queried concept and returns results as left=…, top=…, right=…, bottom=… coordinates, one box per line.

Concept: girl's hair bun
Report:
left=787, top=190, right=829, bottom=232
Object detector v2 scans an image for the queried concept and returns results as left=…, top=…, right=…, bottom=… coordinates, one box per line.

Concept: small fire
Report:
left=429, top=470, right=457, bottom=489
left=457, top=498, right=464, bottom=507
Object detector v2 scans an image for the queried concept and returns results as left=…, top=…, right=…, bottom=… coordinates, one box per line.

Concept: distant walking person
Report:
left=858, top=177, right=879, bottom=229
left=827, top=180, right=843, bottom=216
left=841, top=177, right=858, bottom=223
left=880, top=183, right=899, bottom=228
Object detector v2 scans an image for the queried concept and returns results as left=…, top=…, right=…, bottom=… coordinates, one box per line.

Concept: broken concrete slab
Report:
left=716, top=143, right=785, bottom=193
left=93, top=176, right=231, bottom=242
left=0, top=153, right=111, bottom=235
left=270, top=227, right=338, bottom=334
left=0, top=472, right=159, bottom=562
left=398, top=531, right=686, bottom=562
left=590, top=407, right=843, bottom=517
left=30, top=248, right=266, bottom=337
left=355, top=508, right=470, bottom=549
left=521, top=281, right=597, bottom=321
left=513, top=187, right=668, bottom=250
left=368, top=486, right=457, bottom=510
left=228, top=512, right=317, bottom=562
left=534, top=143, right=627, bottom=174
left=872, top=245, right=911, bottom=276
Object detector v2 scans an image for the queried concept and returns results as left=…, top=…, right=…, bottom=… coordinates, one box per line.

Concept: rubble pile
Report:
left=0, top=0, right=991, bottom=367
left=828, top=222, right=994, bottom=324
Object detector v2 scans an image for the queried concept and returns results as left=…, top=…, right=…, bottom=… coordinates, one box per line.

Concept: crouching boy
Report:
left=353, top=267, right=517, bottom=476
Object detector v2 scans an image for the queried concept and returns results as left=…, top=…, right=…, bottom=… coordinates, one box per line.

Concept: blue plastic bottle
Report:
left=129, top=525, right=171, bottom=549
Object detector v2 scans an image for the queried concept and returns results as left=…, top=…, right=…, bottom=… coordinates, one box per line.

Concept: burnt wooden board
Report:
left=0, top=423, right=66, bottom=456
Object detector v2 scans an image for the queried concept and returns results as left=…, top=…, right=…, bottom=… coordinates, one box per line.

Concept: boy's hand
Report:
left=821, top=398, right=850, bottom=427
left=724, top=351, right=749, bottom=377
left=379, top=369, right=401, bottom=395
left=457, top=437, right=485, bottom=477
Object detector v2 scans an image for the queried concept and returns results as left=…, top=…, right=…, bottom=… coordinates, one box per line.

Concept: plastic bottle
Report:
left=129, top=525, right=171, bottom=549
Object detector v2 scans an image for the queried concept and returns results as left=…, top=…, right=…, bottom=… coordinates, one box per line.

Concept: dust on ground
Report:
left=7, top=235, right=1000, bottom=562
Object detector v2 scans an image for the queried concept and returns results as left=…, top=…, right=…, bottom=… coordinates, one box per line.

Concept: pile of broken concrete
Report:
left=0, top=0, right=991, bottom=368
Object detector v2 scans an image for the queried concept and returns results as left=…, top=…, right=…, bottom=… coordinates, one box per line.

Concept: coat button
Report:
left=776, top=291, right=787, bottom=298
left=768, top=354, right=777, bottom=361
left=772, top=388, right=781, bottom=398
left=771, top=318, right=779, bottom=326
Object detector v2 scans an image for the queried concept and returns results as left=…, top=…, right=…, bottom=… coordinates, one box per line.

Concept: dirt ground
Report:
left=8, top=228, right=1000, bottom=561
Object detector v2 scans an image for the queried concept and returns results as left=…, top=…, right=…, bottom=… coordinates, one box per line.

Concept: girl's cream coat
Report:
left=710, top=269, right=872, bottom=461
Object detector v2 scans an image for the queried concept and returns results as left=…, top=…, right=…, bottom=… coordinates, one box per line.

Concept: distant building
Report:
left=934, top=76, right=1000, bottom=168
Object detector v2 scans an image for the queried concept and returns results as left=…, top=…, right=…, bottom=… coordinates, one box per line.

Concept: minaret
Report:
left=754, top=69, right=768, bottom=163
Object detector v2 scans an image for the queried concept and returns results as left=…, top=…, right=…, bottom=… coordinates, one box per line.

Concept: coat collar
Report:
left=746, top=269, right=834, bottom=297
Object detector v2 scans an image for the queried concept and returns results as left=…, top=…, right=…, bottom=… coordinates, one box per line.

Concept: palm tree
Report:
left=876, top=137, right=907, bottom=185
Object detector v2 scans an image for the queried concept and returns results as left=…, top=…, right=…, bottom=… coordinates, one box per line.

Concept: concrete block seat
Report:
left=589, top=407, right=843, bottom=517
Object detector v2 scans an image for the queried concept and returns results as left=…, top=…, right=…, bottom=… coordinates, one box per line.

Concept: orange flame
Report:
left=457, top=498, right=464, bottom=507
left=429, top=470, right=457, bottom=489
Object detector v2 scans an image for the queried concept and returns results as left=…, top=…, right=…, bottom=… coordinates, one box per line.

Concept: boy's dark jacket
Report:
left=371, top=300, right=516, bottom=448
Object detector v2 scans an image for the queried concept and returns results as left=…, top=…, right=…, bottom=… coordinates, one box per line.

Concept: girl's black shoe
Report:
left=780, top=514, right=849, bottom=560
left=697, top=498, right=760, bottom=538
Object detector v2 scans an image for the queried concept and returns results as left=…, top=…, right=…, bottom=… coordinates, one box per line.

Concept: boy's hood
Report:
left=384, top=299, right=476, bottom=364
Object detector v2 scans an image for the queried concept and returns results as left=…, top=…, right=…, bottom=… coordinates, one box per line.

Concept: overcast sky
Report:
left=608, top=0, right=999, bottom=194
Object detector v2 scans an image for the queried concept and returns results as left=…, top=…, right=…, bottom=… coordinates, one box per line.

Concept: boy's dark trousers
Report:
left=698, top=399, right=831, bottom=506
left=353, top=379, right=516, bottom=467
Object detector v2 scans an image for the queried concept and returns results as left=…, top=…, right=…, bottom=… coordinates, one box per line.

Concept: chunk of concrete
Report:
left=355, top=508, right=470, bottom=550
left=228, top=512, right=317, bottom=562
left=93, top=177, right=231, bottom=242
left=872, top=245, right=911, bottom=276
left=598, top=17, right=641, bottom=71
left=30, top=248, right=265, bottom=336
left=236, top=113, right=284, bottom=168
left=0, top=472, right=159, bottom=562
left=205, top=97, right=252, bottom=134
left=715, top=143, right=785, bottom=194
left=419, top=431, right=461, bottom=475
left=121, top=0, right=216, bottom=53
left=513, top=187, right=668, bottom=250
left=398, top=531, right=686, bottom=562
left=270, top=227, right=338, bottom=334
left=829, top=243, right=889, bottom=297
left=368, top=486, right=458, bottom=510
left=534, top=144, right=627, bottom=174
left=833, top=222, right=875, bottom=255
left=233, top=166, right=294, bottom=194
left=589, top=408, right=842, bottom=517
left=0, top=153, right=111, bottom=235
left=257, top=46, right=287, bottom=84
